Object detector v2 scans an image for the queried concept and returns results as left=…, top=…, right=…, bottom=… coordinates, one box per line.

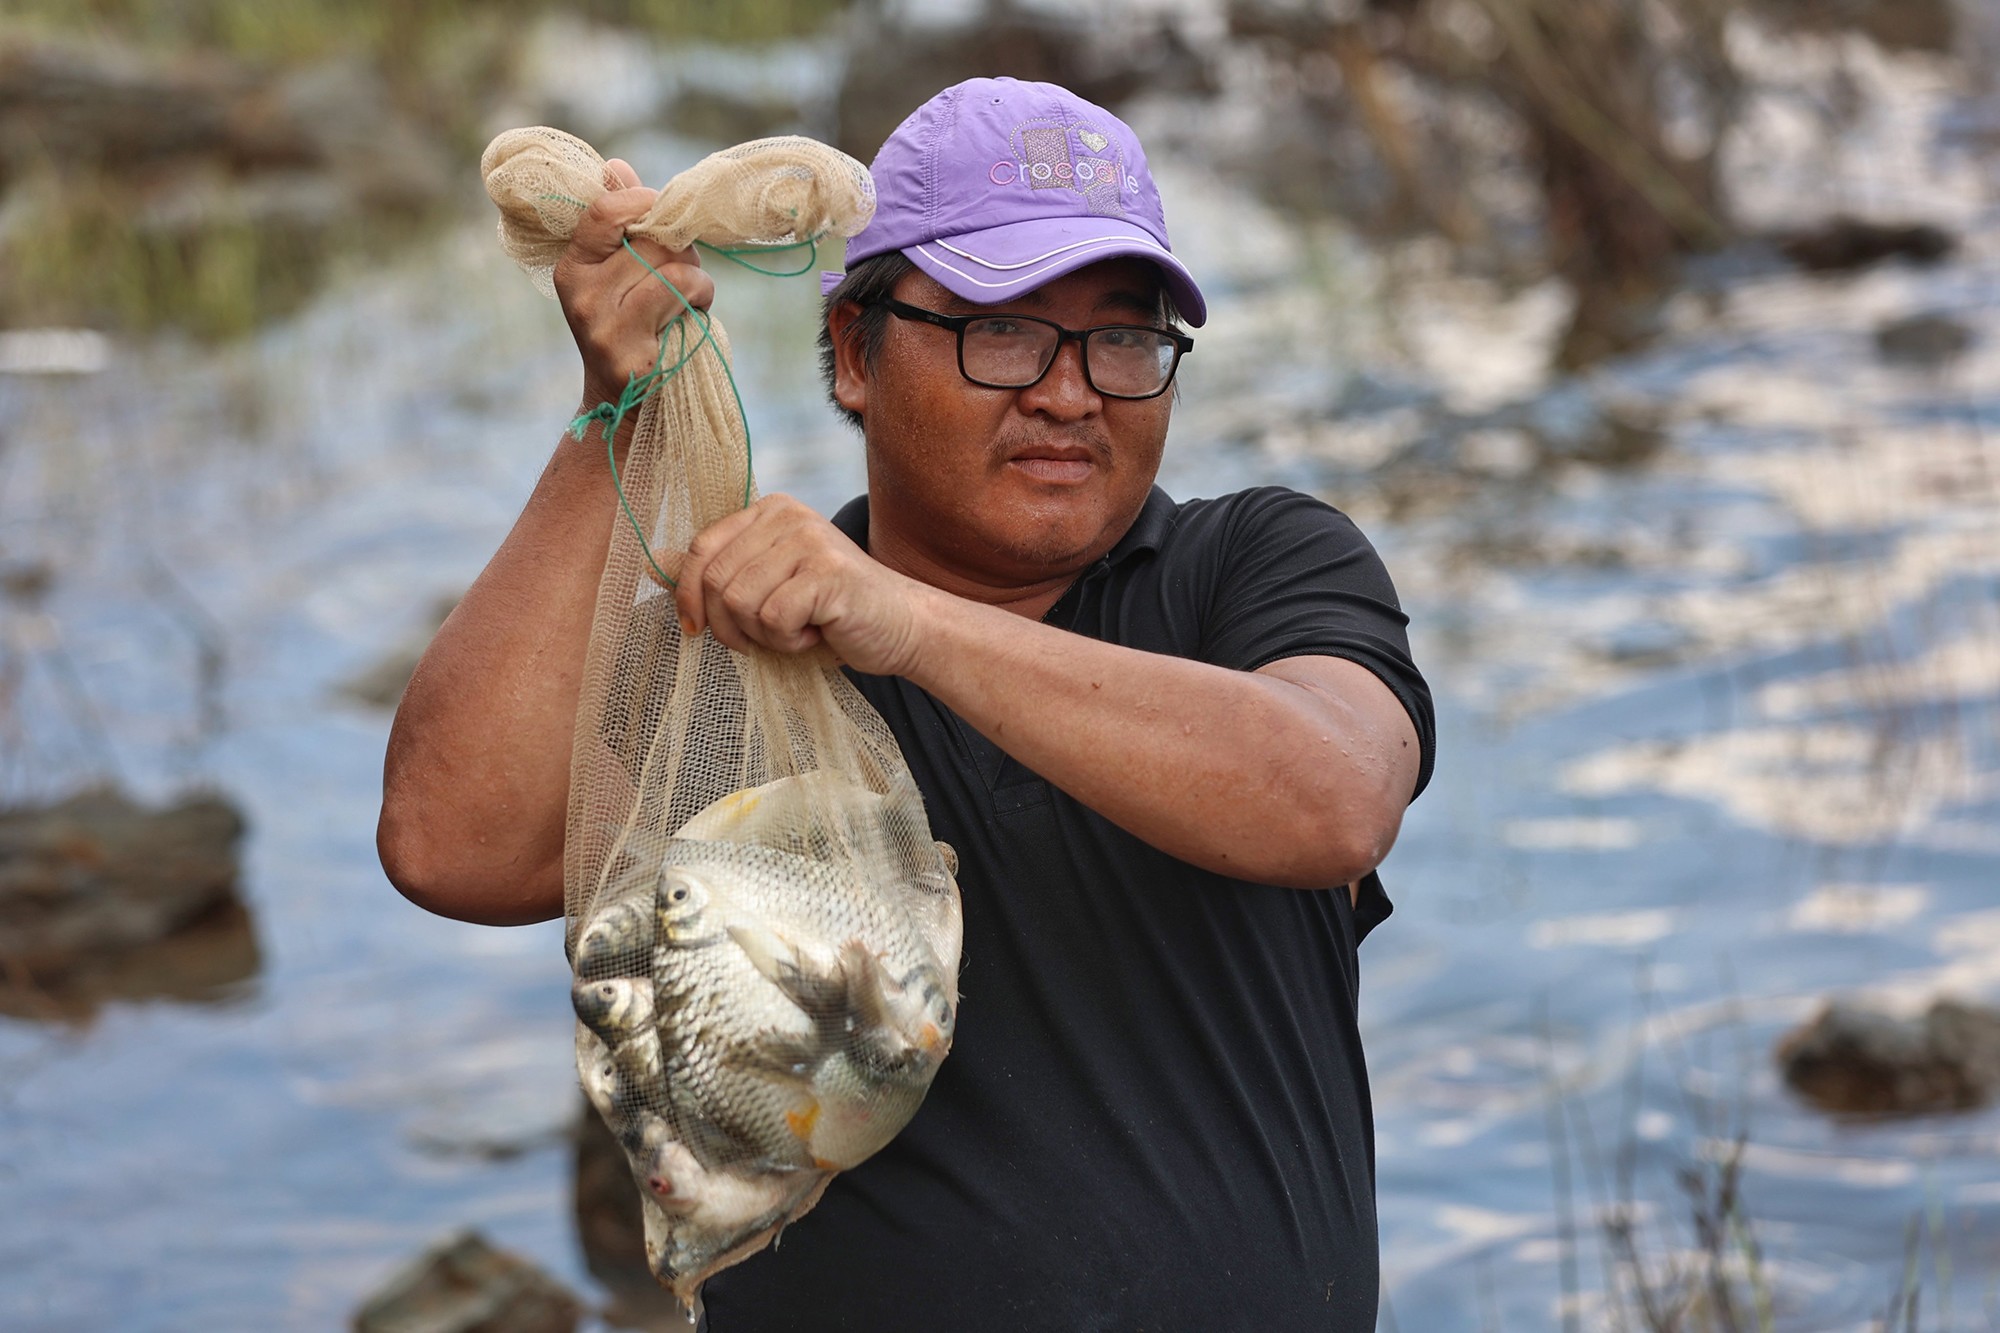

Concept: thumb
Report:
left=603, top=157, right=643, bottom=190
left=568, top=184, right=657, bottom=265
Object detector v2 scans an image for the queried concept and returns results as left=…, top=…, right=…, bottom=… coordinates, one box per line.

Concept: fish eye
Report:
left=669, top=887, right=687, bottom=902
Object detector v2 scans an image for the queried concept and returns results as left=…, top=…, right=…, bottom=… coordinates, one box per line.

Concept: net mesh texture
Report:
left=482, top=127, right=965, bottom=1320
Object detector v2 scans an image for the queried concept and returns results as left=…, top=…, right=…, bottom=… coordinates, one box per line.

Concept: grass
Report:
left=1510, top=969, right=1985, bottom=1333
left=0, top=0, right=852, bottom=337
left=2, top=0, right=849, bottom=63
left=0, top=170, right=338, bottom=338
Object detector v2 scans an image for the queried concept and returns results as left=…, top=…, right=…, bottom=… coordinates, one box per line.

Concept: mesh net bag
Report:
left=481, top=128, right=965, bottom=1319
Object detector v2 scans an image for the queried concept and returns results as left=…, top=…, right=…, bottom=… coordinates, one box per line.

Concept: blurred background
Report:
left=3, top=0, right=1998, bottom=1328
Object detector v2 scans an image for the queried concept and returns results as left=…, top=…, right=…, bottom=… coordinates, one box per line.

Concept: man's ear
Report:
left=827, top=301, right=869, bottom=417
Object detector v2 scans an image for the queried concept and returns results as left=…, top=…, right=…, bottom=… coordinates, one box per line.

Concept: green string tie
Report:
left=569, top=233, right=819, bottom=588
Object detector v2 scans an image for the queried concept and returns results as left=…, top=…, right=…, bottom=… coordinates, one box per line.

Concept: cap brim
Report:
left=904, top=217, right=1207, bottom=327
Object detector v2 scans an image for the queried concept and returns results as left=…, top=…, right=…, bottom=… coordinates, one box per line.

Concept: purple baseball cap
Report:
left=822, top=77, right=1206, bottom=326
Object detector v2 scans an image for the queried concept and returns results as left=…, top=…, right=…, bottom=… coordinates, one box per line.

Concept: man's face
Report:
left=832, top=258, right=1175, bottom=590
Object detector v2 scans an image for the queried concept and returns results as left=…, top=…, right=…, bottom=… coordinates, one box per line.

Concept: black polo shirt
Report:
left=701, top=485, right=1434, bottom=1331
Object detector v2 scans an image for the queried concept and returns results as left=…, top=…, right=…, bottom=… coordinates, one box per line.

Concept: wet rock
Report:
left=0, top=788, right=257, bottom=1020
left=573, top=1100, right=685, bottom=1330
left=1874, top=312, right=1974, bottom=369
left=1774, top=217, right=1956, bottom=274
left=0, top=560, right=54, bottom=603
left=1776, top=997, right=2000, bottom=1117
left=353, top=1230, right=582, bottom=1333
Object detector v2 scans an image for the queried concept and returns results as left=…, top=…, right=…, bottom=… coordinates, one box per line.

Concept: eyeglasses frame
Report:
left=868, top=297, right=1194, bottom=401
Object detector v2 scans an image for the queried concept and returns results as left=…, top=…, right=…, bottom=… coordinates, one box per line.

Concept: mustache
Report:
left=993, top=428, right=1114, bottom=464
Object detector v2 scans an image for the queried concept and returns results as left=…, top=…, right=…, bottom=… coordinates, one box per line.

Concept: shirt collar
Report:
left=830, top=485, right=1175, bottom=571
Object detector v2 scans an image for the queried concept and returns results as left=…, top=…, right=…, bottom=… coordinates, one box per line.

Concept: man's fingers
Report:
left=757, top=579, right=830, bottom=654
left=565, top=191, right=656, bottom=274
left=710, top=543, right=810, bottom=640
left=604, top=157, right=643, bottom=191
left=674, top=504, right=765, bottom=633
left=700, top=569, right=826, bottom=657
left=666, top=495, right=908, bottom=672
left=617, top=258, right=715, bottom=323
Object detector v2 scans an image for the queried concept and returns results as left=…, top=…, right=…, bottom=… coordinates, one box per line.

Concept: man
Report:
left=381, top=77, right=1433, bottom=1329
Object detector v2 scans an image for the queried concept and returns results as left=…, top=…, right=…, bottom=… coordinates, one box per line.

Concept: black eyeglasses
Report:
left=872, top=298, right=1193, bottom=400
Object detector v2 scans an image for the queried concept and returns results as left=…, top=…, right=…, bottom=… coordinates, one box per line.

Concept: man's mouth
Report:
left=1010, top=457, right=1093, bottom=483
left=1004, top=441, right=1105, bottom=485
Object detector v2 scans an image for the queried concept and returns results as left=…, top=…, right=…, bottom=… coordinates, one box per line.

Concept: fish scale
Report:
left=566, top=774, right=962, bottom=1318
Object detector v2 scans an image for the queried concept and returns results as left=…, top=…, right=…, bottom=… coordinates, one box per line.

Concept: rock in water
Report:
left=1774, top=217, right=1956, bottom=273
left=1776, top=997, right=2000, bottom=1116
left=352, top=1230, right=581, bottom=1333
left=1874, top=312, right=1975, bottom=369
left=0, top=787, right=255, bottom=1019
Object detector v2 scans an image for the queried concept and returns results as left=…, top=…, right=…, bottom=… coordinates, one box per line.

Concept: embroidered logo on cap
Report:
left=989, top=118, right=1130, bottom=218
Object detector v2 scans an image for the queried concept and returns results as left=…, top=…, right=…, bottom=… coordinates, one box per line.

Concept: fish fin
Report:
left=724, top=920, right=794, bottom=982
left=675, top=786, right=765, bottom=842
left=840, top=941, right=944, bottom=1049
left=734, top=1031, right=822, bottom=1082
left=727, top=922, right=846, bottom=1014
left=784, top=1100, right=821, bottom=1143
left=834, top=939, right=896, bottom=1032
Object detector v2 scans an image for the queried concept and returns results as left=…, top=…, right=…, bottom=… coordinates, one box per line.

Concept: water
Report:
left=2, top=32, right=1999, bottom=1333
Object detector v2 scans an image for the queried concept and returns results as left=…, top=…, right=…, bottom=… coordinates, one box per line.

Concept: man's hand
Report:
left=554, top=158, right=717, bottom=408
left=675, top=496, right=928, bottom=677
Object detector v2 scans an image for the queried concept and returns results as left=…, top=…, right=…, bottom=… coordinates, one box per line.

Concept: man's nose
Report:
left=1018, top=336, right=1100, bottom=420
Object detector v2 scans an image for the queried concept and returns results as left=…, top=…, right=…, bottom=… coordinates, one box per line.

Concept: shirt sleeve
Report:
left=1194, top=487, right=1436, bottom=802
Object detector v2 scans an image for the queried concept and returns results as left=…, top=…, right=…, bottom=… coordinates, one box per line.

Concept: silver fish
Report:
left=577, top=1029, right=624, bottom=1123
left=629, top=1117, right=831, bottom=1326
left=573, top=889, right=654, bottom=979
left=571, top=771, right=962, bottom=1316
left=572, top=976, right=655, bottom=1043
left=723, top=925, right=955, bottom=1168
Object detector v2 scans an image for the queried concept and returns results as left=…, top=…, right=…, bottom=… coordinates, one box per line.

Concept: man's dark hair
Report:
left=816, top=252, right=1186, bottom=432
left=817, top=252, right=919, bottom=433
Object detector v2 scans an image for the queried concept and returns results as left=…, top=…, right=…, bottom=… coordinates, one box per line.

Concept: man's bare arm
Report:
left=377, top=162, right=713, bottom=925
left=909, top=602, right=1420, bottom=888
left=676, top=498, right=1421, bottom=889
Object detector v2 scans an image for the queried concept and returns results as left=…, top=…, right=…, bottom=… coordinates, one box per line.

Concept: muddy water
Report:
left=3, top=46, right=2000, bottom=1333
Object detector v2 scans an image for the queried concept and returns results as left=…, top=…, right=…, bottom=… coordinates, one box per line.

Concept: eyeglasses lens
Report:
left=962, top=320, right=1052, bottom=387
left=960, top=319, right=1176, bottom=398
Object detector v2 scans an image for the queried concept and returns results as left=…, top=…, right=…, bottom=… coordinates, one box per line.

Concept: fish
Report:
left=572, top=888, right=654, bottom=979
left=568, top=770, right=962, bottom=1318
left=572, top=976, right=654, bottom=1043
left=724, top=923, right=955, bottom=1169
left=577, top=1029, right=624, bottom=1122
